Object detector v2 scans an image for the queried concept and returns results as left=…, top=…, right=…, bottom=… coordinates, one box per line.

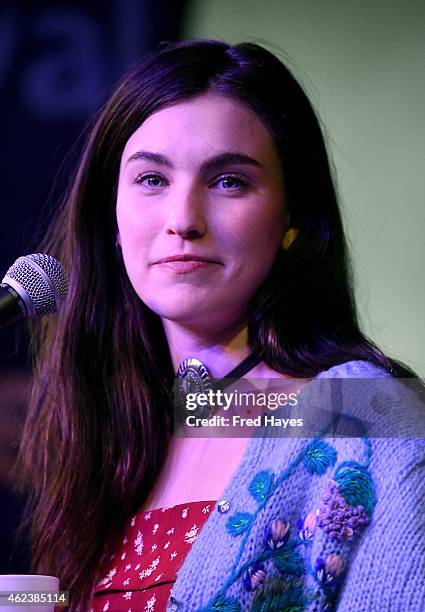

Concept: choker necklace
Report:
left=176, top=352, right=261, bottom=419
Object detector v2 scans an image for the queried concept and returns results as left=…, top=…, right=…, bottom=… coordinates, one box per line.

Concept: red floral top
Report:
left=90, top=501, right=216, bottom=612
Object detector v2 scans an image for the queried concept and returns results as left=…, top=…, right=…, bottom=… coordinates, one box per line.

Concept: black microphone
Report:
left=0, top=254, right=68, bottom=330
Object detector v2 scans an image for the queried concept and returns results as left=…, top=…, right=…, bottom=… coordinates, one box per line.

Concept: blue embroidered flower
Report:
left=243, top=563, right=267, bottom=592
left=303, top=440, right=337, bottom=475
left=264, top=518, right=290, bottom=550
left=297, top=511, right=317, bottom=542
left=317, top=479, right=370, bottom=542
left=315, top=553, right=346, bottom=588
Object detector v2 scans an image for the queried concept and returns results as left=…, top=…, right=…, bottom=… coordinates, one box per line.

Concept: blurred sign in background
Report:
left=1, top=0, right=188, bottom=368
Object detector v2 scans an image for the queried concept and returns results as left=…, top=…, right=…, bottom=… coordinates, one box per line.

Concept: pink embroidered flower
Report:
left=264, top=518, right=290, bottom=549
left=297, top=511, right=317, bottom=541
left=243, top=563, right=267, bottom=591
left=315, top=552, right=346, bottom=586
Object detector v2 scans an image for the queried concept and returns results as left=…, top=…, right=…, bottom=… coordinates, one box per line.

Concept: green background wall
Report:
left=183, top=0, right=425, bottom=375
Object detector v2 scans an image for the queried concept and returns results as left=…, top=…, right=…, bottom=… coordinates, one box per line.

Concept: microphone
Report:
left=0, top=254, right=68, bottom=330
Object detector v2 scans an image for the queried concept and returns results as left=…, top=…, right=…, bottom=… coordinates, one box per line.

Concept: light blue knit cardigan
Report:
left=167, top=360, right=425, bottom=611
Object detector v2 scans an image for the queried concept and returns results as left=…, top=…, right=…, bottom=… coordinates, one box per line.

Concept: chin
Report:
left=141, top=296, right=206, bottom=323
left=141, top=294, right=230, bottom=329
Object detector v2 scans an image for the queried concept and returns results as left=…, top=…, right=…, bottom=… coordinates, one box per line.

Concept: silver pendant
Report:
left=176, top=357, right=213, bottom=395
left=176, top=357, right=214, bottom=419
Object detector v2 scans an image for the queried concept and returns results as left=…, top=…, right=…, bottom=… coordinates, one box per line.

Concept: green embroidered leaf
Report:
left=248, top=470, right=275, bottom=504
left=226, top=512, right=254, bottom=536
left=274, top=545, right=305, bottom=577
left=208, top=597, right=241, bottom=611
left=334, top=463, right=376, bottom=515
left=252, top=595, right=304, bottom=612
left=303, top=440, right=337, bottom=475
left=252, top=579, right=305, bottom=612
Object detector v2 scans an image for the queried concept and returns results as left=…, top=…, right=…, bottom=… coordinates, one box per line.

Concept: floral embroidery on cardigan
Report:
left=316, top=461, right=376, bottom=543
left=297, top=511, right=317, bottom=542
left=199, top=436, right=376, bottom=612
left=265, top=518, right=290, bottom=549
left=317, top=480, right=370, bottom=542
left=243, top=562, right=267, bottom=591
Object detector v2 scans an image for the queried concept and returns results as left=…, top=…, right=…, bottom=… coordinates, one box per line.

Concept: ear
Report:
left=282, top=227, right=298, bottom=250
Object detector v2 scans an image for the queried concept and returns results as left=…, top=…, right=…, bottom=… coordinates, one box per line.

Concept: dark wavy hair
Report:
left=15, top=38, right=413, bottom=610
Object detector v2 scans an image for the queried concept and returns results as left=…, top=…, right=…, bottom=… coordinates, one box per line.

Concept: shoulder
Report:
left=316, top=359, right=392, bottom=379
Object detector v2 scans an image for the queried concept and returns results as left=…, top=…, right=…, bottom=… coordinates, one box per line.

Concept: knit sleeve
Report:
left=337, top=438, right=425, bottom=611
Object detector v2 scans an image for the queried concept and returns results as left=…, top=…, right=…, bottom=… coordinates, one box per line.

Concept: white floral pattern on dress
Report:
left=144, top=594, right=156, bottom=611
left=134, top=531, right=144, bottom=555
left=181, top=507, right=189, bottom=518
left=98, top=567, right=117, bottom=587
left=139, top=556, right=160, bottom=579
left=184, top=524, right=199, bottom=544
left=123, top=592, right=132, bottom=600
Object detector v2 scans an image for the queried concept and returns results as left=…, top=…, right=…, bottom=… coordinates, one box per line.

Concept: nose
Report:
left=166, top=184, right=206, bottom=239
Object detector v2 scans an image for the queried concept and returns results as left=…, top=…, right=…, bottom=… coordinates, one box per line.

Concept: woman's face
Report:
left=116, top=93, right=286, bottom=331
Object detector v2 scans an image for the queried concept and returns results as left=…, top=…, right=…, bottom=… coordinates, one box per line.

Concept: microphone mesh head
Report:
left=2, top=253, right=68, bottom=318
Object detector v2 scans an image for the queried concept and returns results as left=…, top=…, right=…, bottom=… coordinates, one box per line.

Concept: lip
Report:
left=154, top=254, right=221, bottom=264
left=157, top=260, right=219, bottom=274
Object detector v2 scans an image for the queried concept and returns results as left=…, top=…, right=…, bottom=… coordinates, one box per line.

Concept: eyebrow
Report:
left=125, top=150, right=262, bottom=173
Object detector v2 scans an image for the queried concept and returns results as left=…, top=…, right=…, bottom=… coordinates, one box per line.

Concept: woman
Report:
left=16, top=39, right=424, bottom=611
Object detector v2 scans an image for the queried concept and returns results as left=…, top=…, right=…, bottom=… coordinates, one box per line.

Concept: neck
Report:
left=162, top=318, right=252, bottom=378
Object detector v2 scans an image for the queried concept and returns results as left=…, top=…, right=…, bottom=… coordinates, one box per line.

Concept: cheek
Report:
left=216, top=206, right=284, bottom=306
left=116, top=189, right=157, bottom=256
left=118, top=224, right=156, bottom=278
left=227, top=202, right=285, bottom=260
left=116, top=207, right=150, bottom=286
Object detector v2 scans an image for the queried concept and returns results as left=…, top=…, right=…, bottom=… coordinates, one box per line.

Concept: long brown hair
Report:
left=15, top=39, right=410, bottom=610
